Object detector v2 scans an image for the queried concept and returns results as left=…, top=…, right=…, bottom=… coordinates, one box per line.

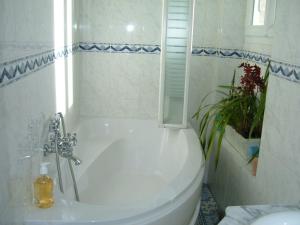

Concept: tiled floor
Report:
left=195, top=184, right=220, bottom=225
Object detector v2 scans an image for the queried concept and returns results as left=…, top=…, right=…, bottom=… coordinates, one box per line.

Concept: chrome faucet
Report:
left=57, top=133, right=78, bottom=160
left=43, top=113, right=81, bottom=201
left=45, top=116, right=81, bottom=165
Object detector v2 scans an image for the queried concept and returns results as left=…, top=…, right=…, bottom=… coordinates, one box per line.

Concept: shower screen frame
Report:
left=158, top=0, right=195, bottom=128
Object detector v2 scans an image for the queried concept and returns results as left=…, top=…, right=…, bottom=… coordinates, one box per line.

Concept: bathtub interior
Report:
left=61, top=118, right=201, bottom=208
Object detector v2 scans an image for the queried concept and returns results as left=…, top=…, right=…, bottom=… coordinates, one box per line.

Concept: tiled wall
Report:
left=254, top=0, right=300, bottom=204
left=75, top=0, right=251, bottom=121
left=0, top=0, right=55, bottom=63
left=0, top=0, right=79, bottom=223
left=2, top=1, right=299, bottom=114
left=75, top=0, right=162, bottom=119
left=0, top=88, right=9, bottom=220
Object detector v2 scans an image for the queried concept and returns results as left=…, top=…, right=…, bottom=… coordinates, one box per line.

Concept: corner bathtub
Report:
left=25, top=118, right=205, bottom=225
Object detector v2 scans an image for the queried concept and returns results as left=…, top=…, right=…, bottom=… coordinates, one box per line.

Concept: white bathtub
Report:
left=25, top=118, right=205, bottom=225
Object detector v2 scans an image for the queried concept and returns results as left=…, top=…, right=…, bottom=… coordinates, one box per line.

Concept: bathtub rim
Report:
left=25, top=164, right=204, bottom=225
left=24, top=118, right=205, bottom=224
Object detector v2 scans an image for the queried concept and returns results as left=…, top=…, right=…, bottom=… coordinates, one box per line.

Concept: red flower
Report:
left=239, top=63, right=265, bottom=95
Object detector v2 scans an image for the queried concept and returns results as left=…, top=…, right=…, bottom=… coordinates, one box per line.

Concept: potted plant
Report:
left=193, top=61, right=270, bottom=169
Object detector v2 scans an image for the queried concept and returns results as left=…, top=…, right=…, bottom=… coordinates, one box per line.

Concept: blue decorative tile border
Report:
left=270, top=60, right=300, bottom=82
left=1, top=43, right=300, bottom=87
left=242, top=50, right=270, bottom=64
left=0, top=45, right=76, bottom=88
left=192, top=46, right=300, bottom=83
left=78, top=42, right=161, bottom=54
left=192, top=47, right=218, bottom=57
left=192, top=47, right=270, bottom=65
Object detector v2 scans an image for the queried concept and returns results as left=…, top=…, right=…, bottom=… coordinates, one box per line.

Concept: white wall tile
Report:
left=218, top=0, right=247, bottom=49
left=188, top=57, right=217, bottom=130
left=76, top=0, right=162, bottom=119
left=79, top=53, right=160, bottom=119
left=0, top=88, right=10, bottom=217
left=257, top=150, right=300, bottom=204
left=272, top=0, right=300, bottom=65
left=193, top=0, right=220, bottom=47
left=77, top=0, right=162, bottom=45
left=0, top=0, right=55, bottom=63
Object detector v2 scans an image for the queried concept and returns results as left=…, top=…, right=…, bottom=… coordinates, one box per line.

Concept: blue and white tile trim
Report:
left=1, top=43, right=300, bottom=87
left=192, top=47, right=270, bottom=64
left=192, top=46, right=300, bottom=83
left=192, top=47, right=218, bottom=57
left=0, top=44, right=76, bottom=88
left=78, top=42, right=161, bottom=54
left=270, top=60, right=300, bottom=82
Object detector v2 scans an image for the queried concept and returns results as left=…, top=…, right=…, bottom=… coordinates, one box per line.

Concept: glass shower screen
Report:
left=159, top=0, right=194, bottom=127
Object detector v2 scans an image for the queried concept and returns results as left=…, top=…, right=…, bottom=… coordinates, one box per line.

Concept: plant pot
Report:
left=224, top=125, right=260, bottom=160
left=252, top=157, right=258, bottom=176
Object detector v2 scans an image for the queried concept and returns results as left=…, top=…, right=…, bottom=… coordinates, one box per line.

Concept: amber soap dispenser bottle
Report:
left=34, top=162, right=54, bottom=208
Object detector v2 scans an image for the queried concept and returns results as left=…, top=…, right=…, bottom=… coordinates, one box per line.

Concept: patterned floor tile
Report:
left=195, top=184, right=220, bottom=225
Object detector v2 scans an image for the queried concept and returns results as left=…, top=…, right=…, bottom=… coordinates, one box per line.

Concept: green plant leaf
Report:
left=214, top=127, right=226, bottom=169
left=218, top=85, right=235, bottom=89
left=216, top=90, right=230, bottom=96
left=193, top=61, right=268, bottom=169
left=205, top=121, right=218, bottom=160
left=249, top=60, right=270, bottom=138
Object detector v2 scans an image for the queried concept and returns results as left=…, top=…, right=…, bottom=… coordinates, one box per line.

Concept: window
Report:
left=252, top=0, right=267, bottom=26
left=245, top=0, right=276, bottom=37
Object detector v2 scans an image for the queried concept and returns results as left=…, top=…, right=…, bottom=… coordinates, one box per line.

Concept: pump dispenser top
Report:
left=40, top=162, right=50, bottom=175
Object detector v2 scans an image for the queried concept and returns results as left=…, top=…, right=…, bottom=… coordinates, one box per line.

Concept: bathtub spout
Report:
left=44, top=112, right=81, bottom=202
left=69, top=155, right=82, bottom=166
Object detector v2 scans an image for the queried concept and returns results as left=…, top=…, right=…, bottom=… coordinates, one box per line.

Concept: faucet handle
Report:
left=43, top=143, right=55, bottom=156
left=68, top=132, right=77, bottom=146
left=59, top=140, right=73, bottom=158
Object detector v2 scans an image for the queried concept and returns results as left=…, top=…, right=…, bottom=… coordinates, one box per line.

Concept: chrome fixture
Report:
left=69, top=155, right=82, bottom=166
left=44, top=112, right=81, bottom=202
